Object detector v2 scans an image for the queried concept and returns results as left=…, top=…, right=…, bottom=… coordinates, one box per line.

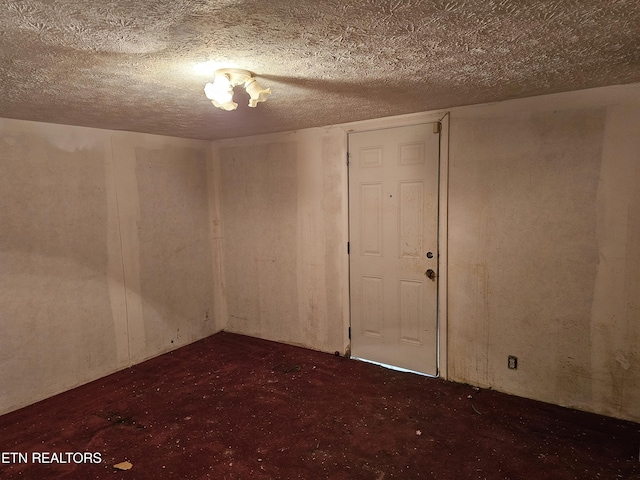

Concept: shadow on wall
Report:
left=0, top=133, right=119, bottom=395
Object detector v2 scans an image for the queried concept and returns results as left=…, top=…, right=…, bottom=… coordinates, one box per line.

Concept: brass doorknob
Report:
left=426, top=269, right=436, bottom=280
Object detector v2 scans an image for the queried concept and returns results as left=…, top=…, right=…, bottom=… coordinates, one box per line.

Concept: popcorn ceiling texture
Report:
left=0, top=0, right=639, bottom=140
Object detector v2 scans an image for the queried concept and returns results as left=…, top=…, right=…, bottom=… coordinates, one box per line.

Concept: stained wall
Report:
left=215, top=128, right=349, bottom=354
left=0, top=120, right=220, bottom=415
left=447, top=84, right=640, bottom=421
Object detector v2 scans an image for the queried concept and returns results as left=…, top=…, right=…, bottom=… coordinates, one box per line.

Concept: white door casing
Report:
left=349, top=123, right=440, bottom=376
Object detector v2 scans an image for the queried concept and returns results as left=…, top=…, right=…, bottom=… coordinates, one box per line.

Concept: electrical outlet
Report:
left=508, top=355, right=518, bottom=370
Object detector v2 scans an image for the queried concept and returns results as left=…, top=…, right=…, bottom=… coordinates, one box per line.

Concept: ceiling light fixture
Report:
left=203, top=68, right=271, bottom=111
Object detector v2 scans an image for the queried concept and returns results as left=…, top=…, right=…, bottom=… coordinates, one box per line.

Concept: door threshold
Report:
left=351, top=356, right=439, bottom=378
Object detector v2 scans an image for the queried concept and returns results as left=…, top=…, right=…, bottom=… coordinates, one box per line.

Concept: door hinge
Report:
left=433, top=121, right=441, bottom=134
left=346, top=152, right=350, bottom=166
left=347, top=241, right=350, bottom=255
left=348, top=327, right=351, bottom=339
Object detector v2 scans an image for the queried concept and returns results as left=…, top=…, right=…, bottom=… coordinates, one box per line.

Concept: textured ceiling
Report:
left=1, top=0, right=639, bottom=141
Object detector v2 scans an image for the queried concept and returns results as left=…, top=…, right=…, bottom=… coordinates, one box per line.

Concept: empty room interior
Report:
left=1, top=1, right=640, bottom=478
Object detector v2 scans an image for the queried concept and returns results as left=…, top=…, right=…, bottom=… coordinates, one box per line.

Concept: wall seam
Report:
left=109, top=134, right=133, bottom=366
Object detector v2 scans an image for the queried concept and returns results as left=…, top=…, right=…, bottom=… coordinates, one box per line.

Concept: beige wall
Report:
left=214, top=128, right=349, bottom=354
left=447, top=85, right=640, bottom=422
left=0, top=120, right=221, bottom=415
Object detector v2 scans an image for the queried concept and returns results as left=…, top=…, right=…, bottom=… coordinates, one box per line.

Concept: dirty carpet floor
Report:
left=0, top=331, right=638, bottom=479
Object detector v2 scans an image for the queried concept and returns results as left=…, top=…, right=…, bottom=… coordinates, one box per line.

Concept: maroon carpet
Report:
left=0, top=331, right=638, bottom=479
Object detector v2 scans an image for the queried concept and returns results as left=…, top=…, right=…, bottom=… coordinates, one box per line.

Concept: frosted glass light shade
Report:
left=204, top=74, right=237, bottom=111
left=245, top=78, right=271, bottom=107
left=203, top=68, right=270, bottom=111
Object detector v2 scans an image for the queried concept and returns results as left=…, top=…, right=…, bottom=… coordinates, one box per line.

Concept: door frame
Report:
left=339, top=111, right=450, bottom=379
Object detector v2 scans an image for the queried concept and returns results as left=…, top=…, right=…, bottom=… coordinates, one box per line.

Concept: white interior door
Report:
left=349, top=123, right=440, bottom=376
